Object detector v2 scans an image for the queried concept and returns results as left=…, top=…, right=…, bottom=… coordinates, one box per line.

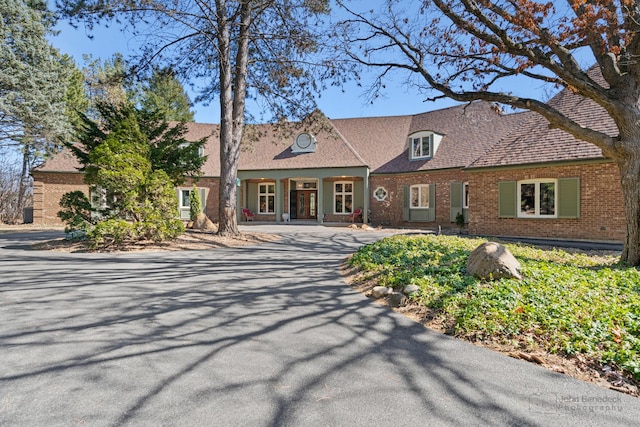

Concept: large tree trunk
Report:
left=215, top=0, right=240, bottom=236
left=616, top=145, right=640, bottom=265
left=215, top=0, right=252, bottom=237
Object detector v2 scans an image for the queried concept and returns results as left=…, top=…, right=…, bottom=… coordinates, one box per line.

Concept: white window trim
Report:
left=334, top=181, right=354, bottom=214
left=517, top=179, right=557, bottom=218
left=373, top=186, right=388, bottom=202
left=408, top=131, right=443, bottom=160
left=258, top=182, right=276, bottom=214
left=410, top=184, right=430, bottom=209
left=179, top=189, right=190, bottom=209
left=463, top=182, right=469, bottom=209
left=411, top=135, right=431, bottom=159
left=178, top=187, right=206, bottom=208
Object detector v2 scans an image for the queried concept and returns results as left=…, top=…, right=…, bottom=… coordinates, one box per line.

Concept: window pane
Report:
left=182, top=190, right=190, bottom=207
left=411, top=187, right=419, bottom=208
left=520, top=183, right=536, bottom=215
left=463, top=183, right=469, bottom=208
left=259, top=195, right=266, bottom=213
left=422, top=136, right=430, bottom=157
left=345, top=195, right=353, bottom=213
left=539, top=182, right=555, bottom=215
left=335, top=194, right=343, bottom=213
left=268, top=184, right=275, bottom=193
left=259, top=185, right=265, bottom=194
left=310, top=193, right=316, bottom=216
left=412, top=138, right=421, bottom=157
left=345, top=183, right=353, bottom=193
left=420, top=185, right=429, bottom=208
left=268, top=195, right=275, bottom=213
left=335, top=183, right=342, bottom=193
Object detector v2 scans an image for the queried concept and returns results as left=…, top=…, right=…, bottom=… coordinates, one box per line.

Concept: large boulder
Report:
left=371, top=286, right=392, bottom=299
left=193, top=212, right=217, bottom=231
left=466, top=242, right=522, bottom=280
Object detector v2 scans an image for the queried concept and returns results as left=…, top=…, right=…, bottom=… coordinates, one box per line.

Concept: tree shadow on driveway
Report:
left=0, top=230, right=638, bottom=426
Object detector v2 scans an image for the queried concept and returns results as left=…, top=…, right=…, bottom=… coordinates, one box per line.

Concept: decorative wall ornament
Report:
left=373, top=186, right=388, bottom=201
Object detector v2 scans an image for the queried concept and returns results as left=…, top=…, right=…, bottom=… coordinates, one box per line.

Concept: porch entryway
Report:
left=290, top=189, right=317, bottom=220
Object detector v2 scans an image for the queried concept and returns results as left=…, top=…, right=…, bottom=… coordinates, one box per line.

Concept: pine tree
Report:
left=59, top=102, right=206, bottom=247
left=0, top=0, right=75, bottom=222
left=140, top=67, right=195, bottom=122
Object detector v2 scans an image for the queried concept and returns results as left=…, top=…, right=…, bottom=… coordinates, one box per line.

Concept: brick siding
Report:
left=369, top=170, right=468, bottom=231
left=32, top=172, right=88, bottom=226
left=467, top=162, right=625, bottom=242
left=33, top=172, right=221, bottom=226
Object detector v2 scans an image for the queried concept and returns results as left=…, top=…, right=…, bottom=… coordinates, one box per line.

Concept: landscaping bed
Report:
left=343, top=234, right=640, bottom=396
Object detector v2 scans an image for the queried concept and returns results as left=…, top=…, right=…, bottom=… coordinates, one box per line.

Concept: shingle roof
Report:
left=468, top=76, right=616, bottom=169
left=34, top=101, right=523, bottom=176
left=35, top=149, right=82, bottom=173
left=332, top=101, right=520, bottom=173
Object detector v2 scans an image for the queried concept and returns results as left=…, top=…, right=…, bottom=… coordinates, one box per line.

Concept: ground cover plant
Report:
left=349, top=235, right=640, bottom=387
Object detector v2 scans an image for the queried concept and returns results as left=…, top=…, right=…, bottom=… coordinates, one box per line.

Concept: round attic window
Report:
left=296, top=133, right=313, bottom=149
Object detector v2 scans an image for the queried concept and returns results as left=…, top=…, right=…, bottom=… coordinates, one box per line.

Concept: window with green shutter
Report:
left=498, top=178, right=580, bottom=219
left=403, top=184, right=436, bottom=222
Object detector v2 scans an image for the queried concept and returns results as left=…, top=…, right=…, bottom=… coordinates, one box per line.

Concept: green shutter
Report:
left=450, top=181, right=462, bottom=222
left=402, top=185, right=410, bottom=221
left=498, top=181, right=517, bottom=218
left=558, top=177, right=580, bottom=218
left=428, top=183, right=436, bottom=221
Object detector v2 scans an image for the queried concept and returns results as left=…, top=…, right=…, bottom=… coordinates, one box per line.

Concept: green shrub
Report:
left=57, top=191, right=94, bottom=233
left=87, top=219, right=136, bottom=249
left=137, top=217, right=184, bottom=242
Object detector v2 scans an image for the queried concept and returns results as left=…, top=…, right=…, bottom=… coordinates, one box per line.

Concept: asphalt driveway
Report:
left=0, top=225, right=638, bottom=426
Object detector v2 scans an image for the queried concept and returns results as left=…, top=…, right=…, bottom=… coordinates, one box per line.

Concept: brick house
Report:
left=465, top=83, right=624, bottom=242
left=31, top=93, right=626, bottom=242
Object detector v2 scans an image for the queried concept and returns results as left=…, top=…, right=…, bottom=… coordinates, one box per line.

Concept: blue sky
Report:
left=49, top=4, right=561, bottom=125
left=51, top=21, right=463, bottom=124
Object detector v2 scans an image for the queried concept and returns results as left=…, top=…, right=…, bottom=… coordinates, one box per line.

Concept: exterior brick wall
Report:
left=467, top=161, right=625, bottom=242
left=369, top=170, right=468, bottom=231
left=32, top=172, right=88, bottom=226
left=33, top=172, right=221, bottom=226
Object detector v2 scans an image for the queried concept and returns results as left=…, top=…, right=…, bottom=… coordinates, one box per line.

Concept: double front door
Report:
left=290, top=190, right=317, bottom=220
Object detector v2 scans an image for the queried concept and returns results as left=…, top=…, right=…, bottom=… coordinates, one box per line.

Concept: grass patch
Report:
left=349, top=234, right=640, bottom=382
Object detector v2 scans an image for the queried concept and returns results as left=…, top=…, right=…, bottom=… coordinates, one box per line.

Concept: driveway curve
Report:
left=0, top=225, right=638, bottom=426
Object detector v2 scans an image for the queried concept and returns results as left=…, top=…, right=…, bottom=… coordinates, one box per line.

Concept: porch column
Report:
left=317, top=178, right=324, bottom=223
left=276, top=178, right=282, bottom=223
left=236, top=177, right=243, bottom=223
left=363, top=169, right=370, bottom=223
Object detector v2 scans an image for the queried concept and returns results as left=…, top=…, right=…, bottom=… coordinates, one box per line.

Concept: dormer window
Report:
left=412, top=135, right=432, bottom=158
left=408, top=131, right=442, bottom=160
left=292, top=132, right=317, bottom=153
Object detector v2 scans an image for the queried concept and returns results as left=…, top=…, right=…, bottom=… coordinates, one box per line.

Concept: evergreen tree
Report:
left=0, top=0, right=75, bottom=222
left=189, top=185, right=202, bottom=221
left=59, top=102, right=206, bottom=247
left=0, top=0, right=72, bottom=146
left=140, top=67, right=195, bottom=122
